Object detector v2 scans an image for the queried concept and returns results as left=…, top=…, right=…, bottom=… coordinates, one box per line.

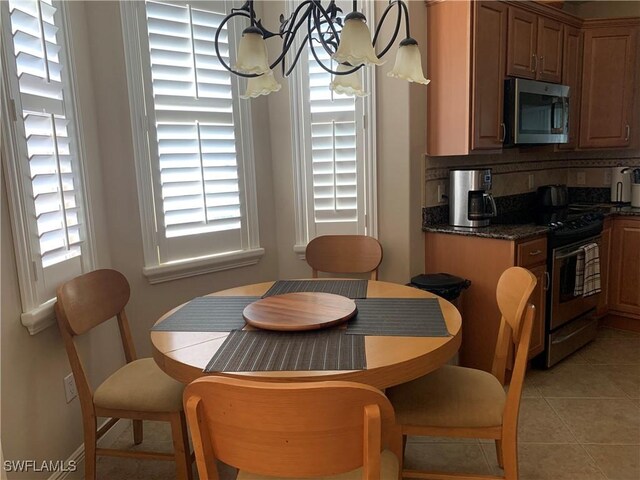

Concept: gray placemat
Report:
left=346, top=298, right=450, bottom=336
left=262, top=279, right=368, bottom=299
left=204, top=329, right=366, bottom=372
left=152, top=296, right=259, bottom=332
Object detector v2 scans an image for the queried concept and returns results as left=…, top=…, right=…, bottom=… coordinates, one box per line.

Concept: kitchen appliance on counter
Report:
left=611, top=166, right=632, bottom=203
left=504, top=78, right=570, bottom=145
left=535, top=185, right=604, bottom=368
left=449, top=169, right=497, bottom=228
left=632, top=169, right=640, bottom=208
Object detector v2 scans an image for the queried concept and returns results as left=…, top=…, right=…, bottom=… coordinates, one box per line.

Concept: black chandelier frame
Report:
left=214, top=0, right=413, bottom=79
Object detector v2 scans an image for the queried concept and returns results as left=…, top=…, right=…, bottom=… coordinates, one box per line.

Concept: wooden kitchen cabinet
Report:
left=507, top=6, right=563, bottom=83
left=426, top=0, right=507, bottom=155
left=424, top=232, right=547, bottom=372
left=608, top=217, right=640, bottom=318
left=559, top=25, right=583, bottom=150
left=579, top=25, right=638, bottom=149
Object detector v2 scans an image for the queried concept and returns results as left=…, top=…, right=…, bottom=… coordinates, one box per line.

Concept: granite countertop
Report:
left=423, top=204, right=640, bottom=241
left=423, top=223, right=550, bottom=241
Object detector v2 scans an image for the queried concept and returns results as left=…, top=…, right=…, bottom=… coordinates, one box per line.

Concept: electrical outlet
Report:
left=576, top=171, right=586, bottom=185
left=528, top=174, right=535, bottom=190
left=604, top=169, right=612, bottom=185
left=437, top=182, right=447, bottom=204
left=64, top=373, right=77, bottom=403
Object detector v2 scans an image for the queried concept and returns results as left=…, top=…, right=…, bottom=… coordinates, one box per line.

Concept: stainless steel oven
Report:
left=545, top=235, right=601, bottom=367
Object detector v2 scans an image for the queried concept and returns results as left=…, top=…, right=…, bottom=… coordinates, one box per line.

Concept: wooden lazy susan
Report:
left=242, top=292, right=357, bottom=331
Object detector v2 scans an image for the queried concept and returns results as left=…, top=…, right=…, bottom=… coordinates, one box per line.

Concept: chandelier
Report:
left=214, top=0, right=430, bottom=99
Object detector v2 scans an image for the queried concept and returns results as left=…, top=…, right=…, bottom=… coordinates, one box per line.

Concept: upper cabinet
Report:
left=426, top=0, right=507, bottom=156
left=560, top=25, right=583, bottom=149
left=472, top=1, right=509, bottom=150
left=507, top=6, right=563, bottom=83
left=579, top=25, right=639, bottom=149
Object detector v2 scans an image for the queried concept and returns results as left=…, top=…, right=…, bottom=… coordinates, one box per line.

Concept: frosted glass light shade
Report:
left=333, top=15, right=383, bottom=67
left=387, top=39, right=430, bottom=85
left=240, top=70, right=282, bottom=99
left=330, top=64, right=367, bottom=97
left=235, top=28, right=270, bottom=75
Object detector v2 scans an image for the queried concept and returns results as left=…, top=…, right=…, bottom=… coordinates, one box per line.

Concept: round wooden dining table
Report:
left=151, top=280, right=462, bottom=389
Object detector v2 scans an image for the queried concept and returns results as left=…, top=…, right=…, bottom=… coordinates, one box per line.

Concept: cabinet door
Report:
left=559, top=25, right=583, bottom=149
left=527, top=264, right=547, bottom=359
left=472, top=1, right=508, bottom=150
left=537, top=17, right=563, bottom=82
left=609, top=218, right=640, bottom=316
left=597, top=222, right=612, bottom=316
left=579, top=27, right=638, bottom=149
left=507, top=7, right=537, bottom=79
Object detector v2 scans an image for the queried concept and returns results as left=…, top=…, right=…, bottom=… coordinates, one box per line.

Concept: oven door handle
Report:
left=555, top=248, right=584, bottom=260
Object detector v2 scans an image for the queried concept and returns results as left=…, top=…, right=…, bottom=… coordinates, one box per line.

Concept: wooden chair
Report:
left=55, top=269, right=192, bottom=480
left=305, top=235, right=383, bottom=280
left=386, top=266, right=538, bottom=480
left=184, top=377, right=403, bottom=480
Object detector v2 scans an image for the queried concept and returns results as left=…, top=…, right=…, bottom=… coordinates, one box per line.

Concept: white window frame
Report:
left=120, top=0, right=263, bottom=284
left=1, top=0, right=96, bottom=334
left=287, top=0, right=378, bottom=257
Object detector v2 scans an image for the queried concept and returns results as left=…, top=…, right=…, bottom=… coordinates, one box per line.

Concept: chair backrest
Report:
left=491, top=266, right=537, bottom=384
left=55, top=269, right=137, bottom=411
left=184, top=377, right=401, bottom=480
left=305, top=235, right=383, bottom=280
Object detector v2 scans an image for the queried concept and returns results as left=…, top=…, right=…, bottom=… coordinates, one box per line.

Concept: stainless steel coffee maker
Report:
left=449, top=168, right=498, bottom=227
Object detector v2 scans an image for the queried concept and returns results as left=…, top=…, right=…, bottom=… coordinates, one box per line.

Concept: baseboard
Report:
left=600, top=314, right=640, bottom=333
left=48, top=418, right=131, bottom=480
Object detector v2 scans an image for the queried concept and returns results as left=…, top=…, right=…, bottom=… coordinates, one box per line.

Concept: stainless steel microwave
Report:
left=504, top=78, right=570, bottom=145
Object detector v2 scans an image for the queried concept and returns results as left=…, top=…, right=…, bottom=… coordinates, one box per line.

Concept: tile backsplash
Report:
left=424, top=147, right=640, bottom=207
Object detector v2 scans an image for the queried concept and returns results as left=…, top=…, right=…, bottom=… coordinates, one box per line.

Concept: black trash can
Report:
left=409, top=273, right=471, bottom=304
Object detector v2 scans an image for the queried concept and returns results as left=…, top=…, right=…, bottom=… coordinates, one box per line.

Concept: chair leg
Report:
left=84, top=418, right=98, bottom=480
left=402, top=435, right=408, bottom=457
left=502, top=437, right=518, bottom=480
left=133, top=420, right=143, bottom=445
left=170, top=412, right=193, bottom=480
left=495, top=439, right=504, bottom=469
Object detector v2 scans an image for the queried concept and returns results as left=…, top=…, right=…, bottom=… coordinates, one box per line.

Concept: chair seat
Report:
left=237, top=450, right=398, bottom=480
left=94, top=358, right=184, bottom=413
left=386, top=365, right=506, bottom=428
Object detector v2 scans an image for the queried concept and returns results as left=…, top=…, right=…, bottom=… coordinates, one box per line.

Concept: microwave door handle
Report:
left=550, top=99, right=563, bottom=134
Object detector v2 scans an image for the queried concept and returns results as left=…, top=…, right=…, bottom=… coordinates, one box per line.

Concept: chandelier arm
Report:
left=312, top=5, right=338, bottom=57
left=310, top=1, right=342, bottom=51
left=285, top=33, right=310, bottom=77
left=268, top=2, right=316, bottom=70
left=214, top=10, right=260, bottom=78
left=371, top=0, right=404, bottom=58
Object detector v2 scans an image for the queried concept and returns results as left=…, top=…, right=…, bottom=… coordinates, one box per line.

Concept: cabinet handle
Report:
left=500, top=122, right=506, bottom=142
left=544, top=271, right=550, bottom=291
left=529, top=249, right=543, bottom=256
left=625, top=124, right=630, bottom=141
left=539, top=55, right=544, bottom=74
left=531, top=54, right=537, bottom=73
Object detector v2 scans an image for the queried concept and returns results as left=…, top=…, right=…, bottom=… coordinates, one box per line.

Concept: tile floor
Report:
left=97, top=327, right=640, bottom=480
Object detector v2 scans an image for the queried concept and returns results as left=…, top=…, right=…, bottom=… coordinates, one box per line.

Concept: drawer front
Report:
left=517, top=237, right=547, bottom=267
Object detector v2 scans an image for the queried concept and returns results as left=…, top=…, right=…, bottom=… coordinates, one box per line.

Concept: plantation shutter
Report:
left=144, top=0, right=244, bottom=250
left=302, top=23, right=365, bottom=237
left=7, top=0, right=85, bottom=269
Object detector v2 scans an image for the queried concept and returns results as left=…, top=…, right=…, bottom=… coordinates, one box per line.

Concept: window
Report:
left=289, top=1, right=377, bottom=255
left=121, top=0, right=262, bottom=283
left=1, top=0, right=95, bottom=334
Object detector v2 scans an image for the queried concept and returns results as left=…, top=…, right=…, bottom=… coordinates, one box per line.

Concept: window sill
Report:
left=143, top=248, right=265, bottom=284
left=21, top=298, right=57, bottom=335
